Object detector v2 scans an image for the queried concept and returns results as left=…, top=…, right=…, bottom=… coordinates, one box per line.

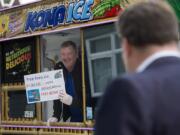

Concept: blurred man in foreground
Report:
left=95, top=1, right=180, bottom=135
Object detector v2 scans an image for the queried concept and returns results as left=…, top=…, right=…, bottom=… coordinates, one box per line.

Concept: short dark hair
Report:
left=60, top=41, right=77, bottom=52
left=117, top=2, right=179, bottom=48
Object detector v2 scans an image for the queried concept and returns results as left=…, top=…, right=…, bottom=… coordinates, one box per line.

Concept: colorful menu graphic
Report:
left=2, top=37, right=36, bottom=83
left=92, top=0, right=123, bottom=18
left=0, top=10, right=26, bottom=38
left=7, top=10, right=27, bottom=37
left=0, top=0, right=143, bottom=39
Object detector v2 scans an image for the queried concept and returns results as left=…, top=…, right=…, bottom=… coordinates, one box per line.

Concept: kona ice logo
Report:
left=25, top=0, right=94, bottom=32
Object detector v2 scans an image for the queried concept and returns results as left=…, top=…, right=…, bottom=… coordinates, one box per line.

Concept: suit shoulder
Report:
left=105, top=76, right=136, bottom=95
left=121, top=72, right=153, bottom=86
left=100, top=76, right=143, bottom=113
left=111, top=73, right=140, bottom=86
left=105, top=73, right=150, bottom=97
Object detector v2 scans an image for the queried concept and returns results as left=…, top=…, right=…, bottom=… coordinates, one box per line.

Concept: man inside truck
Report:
left=48, top=41, right=86, bottom=122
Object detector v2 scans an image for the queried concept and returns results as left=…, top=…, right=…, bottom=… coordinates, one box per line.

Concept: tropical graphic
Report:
left=92, top=0, right=146, bottom=18
left=92, top=0, right=123, bottom=18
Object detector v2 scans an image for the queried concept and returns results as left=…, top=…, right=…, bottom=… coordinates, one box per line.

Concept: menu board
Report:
left=1, top=37, right=36, bottom=83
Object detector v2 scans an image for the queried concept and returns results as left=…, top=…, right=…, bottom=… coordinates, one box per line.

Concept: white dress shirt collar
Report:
left=136, top=50, right=180, bottom=73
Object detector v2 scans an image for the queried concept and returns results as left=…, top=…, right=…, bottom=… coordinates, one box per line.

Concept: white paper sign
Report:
left=24, top=69, right=65, bottom=104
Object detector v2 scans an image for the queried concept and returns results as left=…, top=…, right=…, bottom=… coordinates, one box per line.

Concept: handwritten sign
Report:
left=24, top=69, right=65, bottom=104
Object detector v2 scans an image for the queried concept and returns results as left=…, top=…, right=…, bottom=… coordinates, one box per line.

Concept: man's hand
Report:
left=59, top=90, right=73, bottom=105
left=47, top=117, right=58, bottom=123
left=47, top=117, right=58, bottom=126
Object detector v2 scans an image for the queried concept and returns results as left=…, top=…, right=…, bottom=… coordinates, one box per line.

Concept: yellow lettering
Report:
left=6, top=63, right=9, bottom=70
left=10, top=61, right=15, bottom=69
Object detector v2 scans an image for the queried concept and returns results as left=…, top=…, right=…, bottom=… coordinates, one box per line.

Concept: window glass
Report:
left=90, top=37, right=111, bottom=53
left=85, top=23, right=124, bottom=97
left=8, top=91, right=36, bottom=119
left=84, top=23, right=125, bottom=120
left=92, top=58, right=112, bottom=93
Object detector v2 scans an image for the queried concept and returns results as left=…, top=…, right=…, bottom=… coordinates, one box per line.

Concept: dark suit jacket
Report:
left=95, top=57, right=180, bottom=135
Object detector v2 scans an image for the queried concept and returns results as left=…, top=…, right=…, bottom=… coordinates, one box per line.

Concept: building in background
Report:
left=0, top=0, right=41, bottom=8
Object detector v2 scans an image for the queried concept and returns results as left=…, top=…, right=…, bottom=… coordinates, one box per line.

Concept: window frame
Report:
left=86, top=32, right=123, bottom=97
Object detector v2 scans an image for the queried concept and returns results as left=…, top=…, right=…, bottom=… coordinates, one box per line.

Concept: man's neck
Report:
left=134, top=43, right=179, bottom=72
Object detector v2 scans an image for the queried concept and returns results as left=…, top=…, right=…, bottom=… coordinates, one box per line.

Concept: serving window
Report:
left=40, top=29, right=82, bottom=122
left=0, top=23, right=124, bottom=126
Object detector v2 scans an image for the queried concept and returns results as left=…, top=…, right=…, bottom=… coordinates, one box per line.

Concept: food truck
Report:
left=0, top=0, right=178, bottom=134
